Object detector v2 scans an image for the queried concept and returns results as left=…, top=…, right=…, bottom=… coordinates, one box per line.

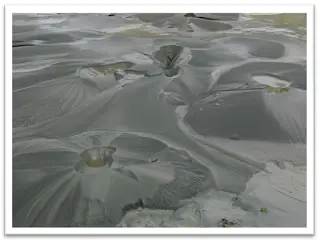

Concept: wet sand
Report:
left=12, top=13, right=306, bottom=227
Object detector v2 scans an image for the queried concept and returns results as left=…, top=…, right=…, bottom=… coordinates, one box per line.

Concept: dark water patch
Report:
left=190, top=18, right=233, bottom=31
left=184, top=13, right=239, bottom=21
left=195, top=16, right=220, bottom=21
left=135, top=13, right=176, bottom=23
left=12, top=40, right=35, bottom=48
left=195, top=13, right=239, bottom=21
left=184, top=13, right=197, bottom=18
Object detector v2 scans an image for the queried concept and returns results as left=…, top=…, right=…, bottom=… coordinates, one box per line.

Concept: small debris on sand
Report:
left=260, top=207, right=268, bottom=214
left=217, top=218, right=238, bottom=227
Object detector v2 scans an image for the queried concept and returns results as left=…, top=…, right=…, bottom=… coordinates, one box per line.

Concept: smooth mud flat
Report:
left=12, top=13, right=306, bottom=227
